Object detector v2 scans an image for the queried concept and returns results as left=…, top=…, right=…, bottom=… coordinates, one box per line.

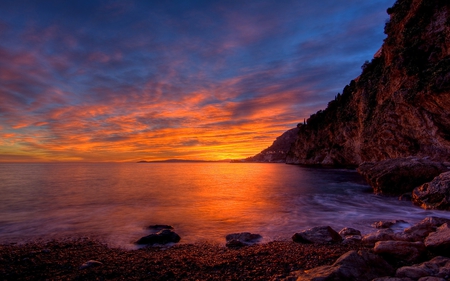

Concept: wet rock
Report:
left=424, top=223, right=450, bottom=256
left=404, top=217, right=450, bottom=242
left=135, top=229, right=181, bottom=245
left=373, top=241, right=426, bottom=263
left=147, top=224, right=174, bottom=231
left=372, top=220, right=408, bottom=229
left=289, top=250, right=394, bottom=281
left=292, top=226, right=342, bottom=244
left=412, top=172, right=450, bottom=210
left=79, top=260, right=103, bottom=270
left=398, top=193, right=412, bottom=201
left=225, top=232, right=262, bottom=248
left=342, top=235, right=362, bottom=245
left=357, top=158, right=449, bottom=195
left=362, top=229, right=398, bottom=245
left=338, top=227, right=361, bottom=237
left=395, top=256, right=450, bottom=280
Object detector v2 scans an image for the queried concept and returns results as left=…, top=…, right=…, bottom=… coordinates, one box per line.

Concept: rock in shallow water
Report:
left=357, top=157, right=449, bottom=195
left=136, top=229, right=181, bottom=245
left=413, top=171, right=450, bottom=210
left=292, top=226, right=342, bottom=244
left=225, top=232, right=262, bottom=248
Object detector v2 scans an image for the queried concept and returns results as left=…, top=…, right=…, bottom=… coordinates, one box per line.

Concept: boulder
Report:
left=404, top=217, right=450, bottom=242
left=135, top=229, right=181, bottom=245
left=290, top=250, right=394, bottom=281
left=338, top=227, right=361, bottom=237
left=396, top=256, right=450, bottom=280
left=373, top=241, right=426, bottom=263
left=424, top=223, right=450, bottom=256
left=362, top=229, right=398, bottom=245
left=292, top=226, right=342, bottom=244
left=225, top=232, right=262, bottom=248
left=412, top=172, right=450, bottom=210
left=147, top=224, right=174, bottom=231
left=342, top=235, right=362, bottom=245
left=357, top=158, right=449, bottom=195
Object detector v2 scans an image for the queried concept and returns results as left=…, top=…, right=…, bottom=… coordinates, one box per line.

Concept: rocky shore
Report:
left=2, top=216, right=450, bottom=280
left=0, top=238, right=365, bottom=280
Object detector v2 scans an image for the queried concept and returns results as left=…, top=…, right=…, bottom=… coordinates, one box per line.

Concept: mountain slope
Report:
left=286, top=0, right=450, bottom=166
left=245, top=128, right=299, bottom=163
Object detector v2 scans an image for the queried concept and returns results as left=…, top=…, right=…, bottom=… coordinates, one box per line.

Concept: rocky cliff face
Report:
left=245, top=128, right=298, bottom=163
left=286, top=0, right=450, bottom=166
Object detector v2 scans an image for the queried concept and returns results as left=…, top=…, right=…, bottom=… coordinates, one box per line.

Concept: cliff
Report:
left=245, top=128, right=299, bottom=163
left=286, top=0, right=450, bottom=166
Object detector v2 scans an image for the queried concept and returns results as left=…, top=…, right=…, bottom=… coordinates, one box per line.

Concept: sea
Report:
left=1, top=162, right=449, bottom=249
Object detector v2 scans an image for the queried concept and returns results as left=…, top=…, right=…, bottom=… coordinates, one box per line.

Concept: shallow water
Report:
left=1, top=162, right=449, bottom=248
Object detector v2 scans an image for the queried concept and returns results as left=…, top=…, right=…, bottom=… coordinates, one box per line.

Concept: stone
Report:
left=362, top=229, right=397, bottom=245
left=147, top=224, right=174, bottom=231
left=424, top=223, right=450, bottom=256
left=413, top=172, right=450, bottom=210
left=357, top=158, right=449, bottom=195
left=292, top=226, right=342, bottom=244
left=338, top=227, right=361, bottom=237
left=225, top=232, right=262, bottom=248
left=403, top=217, right=450, bottom=242
left=396, top=256, right=450, bottom=280
left=342, top=235, right=362, bottom=245
left=371, top=220, right=408, bottom=229
left=79, top=260, right=103, bottom=270
left=373, top=241, right=426, bottom=263
left=290, top=250, right=394, bottom=281
left=135, top=229, right=181, bottom=245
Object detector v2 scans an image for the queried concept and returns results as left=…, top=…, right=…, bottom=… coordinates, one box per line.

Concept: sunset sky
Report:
left=0, top=0, right=395, bottom=162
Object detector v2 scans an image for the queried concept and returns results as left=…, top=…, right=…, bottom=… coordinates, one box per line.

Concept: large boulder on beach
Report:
left=289, top=250, right=394, bottom=281
left=362, top=229, right=399, bottom=245
left=292, top=226, right=342, bottom=244
left=338, top=227, right=361, bottom=237
left=395, top=256, right=450, bottom=280
left=373, top=241, right=426, bottom=263
left=424, top=223, right=450, bottom=256
left=412, top=172, right=450, bottom=210
left=357, top=157, right=449, bottom=195
left=135, top=229, right=181, bottom=245
left=225, top=232, right=262, bottom=248
left=403, top=217, right=450, bottom=242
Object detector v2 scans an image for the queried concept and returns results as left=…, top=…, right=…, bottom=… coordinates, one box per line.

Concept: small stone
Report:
left=79, top=260, right=103, bottom=270
left=225, top=232, right=262, bottom=248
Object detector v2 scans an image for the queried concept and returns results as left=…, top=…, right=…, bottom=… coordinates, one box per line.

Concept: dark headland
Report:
left=3, top=0, right=450, bottom=280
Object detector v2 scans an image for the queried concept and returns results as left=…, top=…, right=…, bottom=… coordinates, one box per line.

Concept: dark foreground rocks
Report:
left=413, top=172, right=450, bottom=210
left=357, top=157, right=449, bottom=195
left=0, top=238, right=364, bottom=281
left=292, top=226, right=342, bottom=244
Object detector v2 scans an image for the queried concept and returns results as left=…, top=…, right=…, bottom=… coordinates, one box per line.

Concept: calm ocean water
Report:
left=1, top=162, right=449, bottom=249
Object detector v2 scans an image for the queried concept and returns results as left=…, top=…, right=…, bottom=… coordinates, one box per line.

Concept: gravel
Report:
left=0, top=237, right=369, bottom=280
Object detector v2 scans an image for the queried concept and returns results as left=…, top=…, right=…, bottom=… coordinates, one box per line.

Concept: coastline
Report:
left=0, top=237, right=368, bottom=280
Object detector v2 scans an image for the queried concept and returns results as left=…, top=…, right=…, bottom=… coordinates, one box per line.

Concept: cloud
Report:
left=0, top=0, right=396, bottom=162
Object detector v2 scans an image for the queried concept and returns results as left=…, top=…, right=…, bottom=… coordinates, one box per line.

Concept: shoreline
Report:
left=0, top=237, right=369, bottom=280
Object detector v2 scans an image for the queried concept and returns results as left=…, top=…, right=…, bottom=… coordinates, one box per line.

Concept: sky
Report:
left=0, top=0, right=396, bottom=162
